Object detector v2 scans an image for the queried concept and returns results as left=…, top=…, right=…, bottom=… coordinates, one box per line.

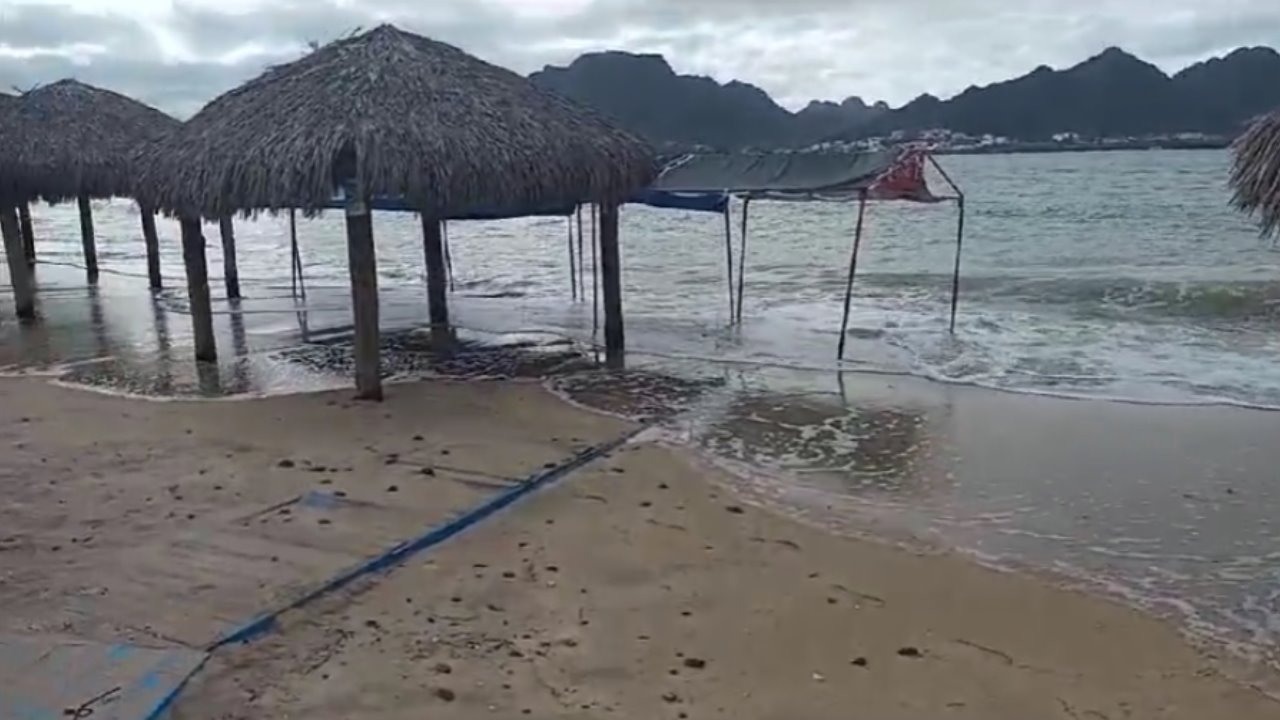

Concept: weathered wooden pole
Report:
left=218, top=215, right=241, bottom=299
left=78, top=195, right=98, bottom=282
left=289, top=208, right=306, bottom=300
left=180, top=217, right=217, bottom=362
left=140, top=205, right=162, bottom=289
left=18, top=201, right=35, bottom=267
left=421, top=214, right=449, bottom=330
left=598, top=203, right=624, bottom=367
left=591, top=204, right=599, bottom=334
left=442, top=220, right=455, bottom=292
left=0, top=205, right=36, bottom=320
left=566, top=216, right=578, bottom=300
left=345, top=194, right=382, bottom=401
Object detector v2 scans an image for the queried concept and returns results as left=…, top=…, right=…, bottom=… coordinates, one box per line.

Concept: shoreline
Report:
left=12, top=338, right=1280, bottom=672
left=2, top=372, right=1279, bottom=717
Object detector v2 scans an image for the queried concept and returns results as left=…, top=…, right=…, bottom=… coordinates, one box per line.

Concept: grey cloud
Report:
left=2, top=0, right=1280, bottom=116
left=0, top=50, right=291, bottom=117
left=0, top=3, right=151, bottom=50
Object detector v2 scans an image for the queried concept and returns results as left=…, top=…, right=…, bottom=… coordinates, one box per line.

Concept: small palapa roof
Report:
left=1230, top=111, right=1280, bottom=239
left=136, top=24, right=656, bottom=219
left=0, top=79, right=179, bottom=203
left=634, top=147, right=941, bottom=212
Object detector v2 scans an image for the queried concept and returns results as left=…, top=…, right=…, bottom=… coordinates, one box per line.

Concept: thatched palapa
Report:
left=138, top=24, right=654, bottom=400
left=0, top=79, right=179, bottom=203
left=136, top=24, right=655, bottom=218
left=1230, top=111, right=1280, bottom=239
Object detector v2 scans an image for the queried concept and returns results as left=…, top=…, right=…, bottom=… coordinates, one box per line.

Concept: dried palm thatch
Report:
left=1230, top=110, right=1280, bottom=239
left=0, top=79, right=179, bottom=203
left=136, top=24, right=656, bottom=218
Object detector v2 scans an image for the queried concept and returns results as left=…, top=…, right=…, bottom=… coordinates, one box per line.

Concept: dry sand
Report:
left=0, top=376, right=631, bottom=648
left=127, top=391, right=1278, bottom=718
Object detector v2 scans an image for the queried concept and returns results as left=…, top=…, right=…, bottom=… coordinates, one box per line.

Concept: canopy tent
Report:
left=630, top=147, right=964, bottom=359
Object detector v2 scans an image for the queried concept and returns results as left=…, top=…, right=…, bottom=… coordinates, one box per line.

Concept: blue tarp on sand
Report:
left=0, top=636, right=206, bottom=720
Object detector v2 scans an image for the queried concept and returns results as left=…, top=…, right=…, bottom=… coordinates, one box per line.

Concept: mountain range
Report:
left=528, top=46, right=1280, bottom=151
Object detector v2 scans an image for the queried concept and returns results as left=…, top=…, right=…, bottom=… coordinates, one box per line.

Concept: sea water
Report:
left=10, top=149, right=1276, bottom=407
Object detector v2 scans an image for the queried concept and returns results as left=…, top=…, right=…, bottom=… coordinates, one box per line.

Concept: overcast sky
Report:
left=2, top=0, right=1278, bottom=117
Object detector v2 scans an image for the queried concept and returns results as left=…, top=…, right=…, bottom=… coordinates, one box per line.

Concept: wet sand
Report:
left=171, top=439, right=1280, bottom=719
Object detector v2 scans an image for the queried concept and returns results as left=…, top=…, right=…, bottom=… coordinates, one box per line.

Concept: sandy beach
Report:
left=3, top=373, right=1278, bottom=719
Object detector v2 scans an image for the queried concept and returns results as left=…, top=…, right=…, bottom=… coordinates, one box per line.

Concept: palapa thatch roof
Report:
left=0, top=79, right=179, bottom=203
left=1230, top=111, right=1280, bottom=239
left=136, top=24, right=656, bottom=219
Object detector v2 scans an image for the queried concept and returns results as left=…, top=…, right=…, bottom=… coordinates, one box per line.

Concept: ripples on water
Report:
left=3, top=149, right=1280, bottom=671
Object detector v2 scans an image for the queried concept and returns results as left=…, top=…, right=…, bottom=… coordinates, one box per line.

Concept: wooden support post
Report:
left=590, top=204, right=599, bottom=334
left=289, top=209, right=306, bottom=300
left=1, top=205, right=36, bottom=320
left=180, top=217, right=217, bottom=362
left=18, top=201, right=35, bottom=267
left=442, top=220, right=455, bottom=292
left=576, top=206, right=586, bottom=294
left=78, top=195, right=98, bottom=283
left=345, top=196, right=382, bottom=401
left=598, top=203, right=624, bottom=367
left=421, top=214, right=449, bottom=330
left=566, top=216, right=578, bottom=300
left=219, top=215, right=241, bottom=299
left=140, top=205, right=162, bottom=289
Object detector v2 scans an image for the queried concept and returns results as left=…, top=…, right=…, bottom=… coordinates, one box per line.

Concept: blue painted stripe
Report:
left=208, top=428, right=640, bottom=650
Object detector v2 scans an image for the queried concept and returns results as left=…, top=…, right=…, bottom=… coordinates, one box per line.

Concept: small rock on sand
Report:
left=662, top=692, right=680, bottom=704
left=898, top=647, right=922, bottom=658
left=852, top=657, right=869, bottom=667
left=434, top=688, right=456, bottom=702
left=725, top=505, right=744, bottom=514
left=277, top=459, right=295, bottom=468
left=434, top=662, right=453, bottom=674
left=683, top=658, right=707, bottom=669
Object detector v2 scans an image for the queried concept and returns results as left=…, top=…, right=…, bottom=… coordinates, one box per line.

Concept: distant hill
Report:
left=849, top=46, right=1280, bottom=141
left=529, top=46, right=1280, bottom=149
left=529, top=52, right=884, bottom=151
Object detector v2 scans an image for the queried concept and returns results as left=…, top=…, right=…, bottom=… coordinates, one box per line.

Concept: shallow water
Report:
left=3, top=148, right=1280, bottom=668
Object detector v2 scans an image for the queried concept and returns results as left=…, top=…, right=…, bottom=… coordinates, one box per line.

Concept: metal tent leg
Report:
left=837, top=192, right=869, bottom=361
